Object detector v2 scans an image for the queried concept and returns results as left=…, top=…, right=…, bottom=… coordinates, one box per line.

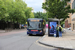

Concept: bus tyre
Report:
left=29, top=34, right=32, bottom=36
left=41, top=34, right=44, bottom=36
left=48, top=33, right=50, bottom=36
left=42, top=33, right=44, bottom=36
left=43, top=32, right=45, bottom=35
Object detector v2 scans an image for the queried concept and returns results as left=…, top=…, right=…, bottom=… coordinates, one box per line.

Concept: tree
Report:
left=34, top=12, right=48, bottom=21
left=25, top=7, right=33, bottom=22
left=0, top=0, right=34, bottom=29
left=30, top=12, right=34, bottom=18
left=0, top=0, right=33, bottom=24
left=42, top=0, right=75, bottom=25
left=0, top=0, right=8, bottom=20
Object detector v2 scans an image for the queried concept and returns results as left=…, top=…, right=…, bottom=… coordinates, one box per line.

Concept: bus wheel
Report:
left=28, top=34, right=32, bottom=36
left=41, top=33, right=44, bottom=36
left=48, top=33, right=50, bottom=36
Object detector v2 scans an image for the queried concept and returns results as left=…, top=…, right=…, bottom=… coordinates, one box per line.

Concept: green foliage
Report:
left=0, top=0, right=33, bottom=24
left=34, top=12, right=48, bottom=21
left=61, top=21, right=65, bottom=25
left=42, top=0, right=75, bottom=21
left=30, top=12, right=34, bottom=18
left=0, top=0, right=7, bottom=20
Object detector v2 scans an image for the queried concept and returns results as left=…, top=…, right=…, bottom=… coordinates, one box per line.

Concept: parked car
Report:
left=21, top=24, right=24, bottom=29
left=68, top=27, right=71, bottom=30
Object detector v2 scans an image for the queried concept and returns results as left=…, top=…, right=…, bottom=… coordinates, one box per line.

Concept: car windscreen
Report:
left=28, top=21, right=42, bottom=29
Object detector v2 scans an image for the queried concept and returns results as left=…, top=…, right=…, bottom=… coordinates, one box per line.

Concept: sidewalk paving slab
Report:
left=38, top=30, right=75, bottom=50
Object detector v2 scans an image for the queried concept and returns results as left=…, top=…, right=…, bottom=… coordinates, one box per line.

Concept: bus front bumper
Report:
left=27, top=31, right=43, bottom=35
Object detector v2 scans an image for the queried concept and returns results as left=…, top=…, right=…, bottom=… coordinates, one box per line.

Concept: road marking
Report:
left=35, top=34, right=52, bottom=49
left=36, top=33, right=47, bottom=43
left=36, top=37, right=42, bottom=42
left=35, top=34, right=58, bottom=49
left=35, top=39, right=57, bottom=49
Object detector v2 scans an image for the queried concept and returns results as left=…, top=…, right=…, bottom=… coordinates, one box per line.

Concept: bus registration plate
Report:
left=32, top=32, right=36, bottom=35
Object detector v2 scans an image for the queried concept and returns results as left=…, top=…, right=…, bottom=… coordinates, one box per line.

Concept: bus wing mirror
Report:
left=43, top=22, right=44, bottom=25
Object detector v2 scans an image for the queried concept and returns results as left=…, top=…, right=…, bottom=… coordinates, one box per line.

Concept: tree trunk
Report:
left=59, top=19, right=60, bottom=26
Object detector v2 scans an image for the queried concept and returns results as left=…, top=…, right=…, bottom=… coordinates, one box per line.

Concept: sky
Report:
left=23, top=0, right=43, bottom=12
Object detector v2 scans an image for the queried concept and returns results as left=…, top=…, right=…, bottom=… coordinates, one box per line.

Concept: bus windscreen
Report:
left=28, top=21, right=42, bottom=29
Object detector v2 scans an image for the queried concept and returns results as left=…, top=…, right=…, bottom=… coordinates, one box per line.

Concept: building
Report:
left=65, top=0, right=75, bottom=30
left=65, top=0, right=72, bottom=28
left=71, top=0, right=75, bottom=30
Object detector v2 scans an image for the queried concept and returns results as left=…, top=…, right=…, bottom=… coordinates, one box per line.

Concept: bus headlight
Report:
left=40, top=31, right=42, bottom=32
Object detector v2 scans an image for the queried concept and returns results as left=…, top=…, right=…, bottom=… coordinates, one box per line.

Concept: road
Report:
left=0, top=29, right=58, bottom=50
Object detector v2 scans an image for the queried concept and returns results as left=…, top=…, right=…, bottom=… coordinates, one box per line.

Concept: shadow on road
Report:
left=27, top=35, right=44, bottom=37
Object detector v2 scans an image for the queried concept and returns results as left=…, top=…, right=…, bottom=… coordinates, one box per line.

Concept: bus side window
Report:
left=39, top=23, right=41, bottom=28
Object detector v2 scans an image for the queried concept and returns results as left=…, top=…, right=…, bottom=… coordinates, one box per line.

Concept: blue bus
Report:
left=27, top=18, right=46, bottom=36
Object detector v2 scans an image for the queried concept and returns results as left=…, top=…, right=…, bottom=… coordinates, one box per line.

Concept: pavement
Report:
left=0, top=30, right=5, bottom=33
left=0, top=29, right=27, bottom=36
left=38, top=29, right=75, bottom=50
left=0, top=29, right=27, bottom=33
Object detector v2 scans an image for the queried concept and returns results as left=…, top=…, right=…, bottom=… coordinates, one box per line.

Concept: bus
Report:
left=27, top=18, right=46, bottom=36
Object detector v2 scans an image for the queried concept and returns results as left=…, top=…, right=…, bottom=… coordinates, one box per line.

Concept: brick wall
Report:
left=65, top=20, right=71, bottom=28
